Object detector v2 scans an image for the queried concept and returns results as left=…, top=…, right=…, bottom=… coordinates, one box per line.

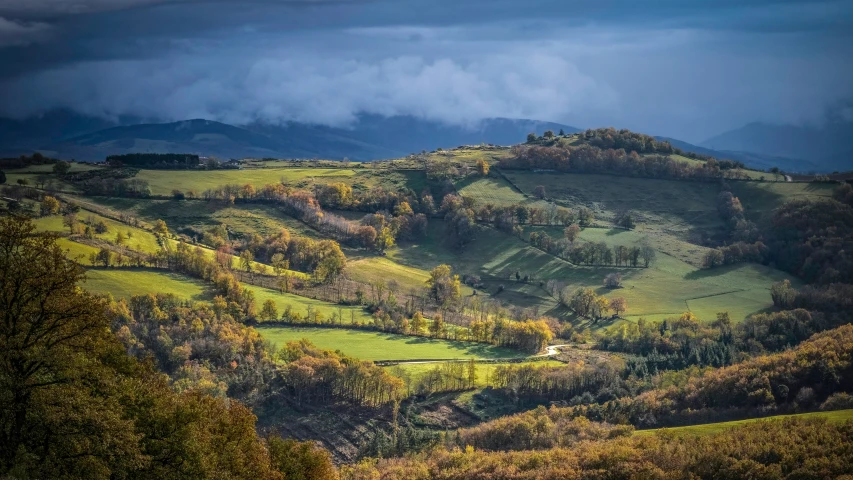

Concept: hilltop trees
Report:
left=52, top=160, right=71, bottom=175
left=503, top=128, right=751, bottom=181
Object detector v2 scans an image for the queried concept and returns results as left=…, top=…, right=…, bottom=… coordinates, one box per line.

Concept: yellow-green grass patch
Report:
left=346, top=256, right=474, bottom=296
left=456, top=176, right=538, bottom=207
left=256, top=326, right=527, bottom=361
left=136, top=168, right=359, bottom=196
left=247, top=284, right=371, bottom=324
left=83, top=268, right=212, bottom=302
left=56, top=237, right=101, bottom=260
left=390, top=221, right=798, bottom=325
left=32, top=211, right=162, bottom=254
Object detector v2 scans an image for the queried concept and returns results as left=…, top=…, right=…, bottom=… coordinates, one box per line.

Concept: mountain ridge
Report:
left=700, top=120, right=853, bottom=172
left=0, top=111, right=580, bottom=162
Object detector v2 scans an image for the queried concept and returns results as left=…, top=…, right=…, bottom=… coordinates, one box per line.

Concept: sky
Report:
left=0, top=0, right=851, bottom=142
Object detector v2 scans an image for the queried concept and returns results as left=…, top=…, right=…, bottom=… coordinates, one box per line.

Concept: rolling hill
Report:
left=0, top=110, right=579, bottom=161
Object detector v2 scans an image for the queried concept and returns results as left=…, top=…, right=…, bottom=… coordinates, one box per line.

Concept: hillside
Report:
left=4, top=126, right=853, bottom=476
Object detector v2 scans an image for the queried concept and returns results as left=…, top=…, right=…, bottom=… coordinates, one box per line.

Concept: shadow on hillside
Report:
left=682, top=265, right=737, bottom=281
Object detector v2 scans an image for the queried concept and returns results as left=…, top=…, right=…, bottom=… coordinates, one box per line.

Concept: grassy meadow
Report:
left=257, top=326, right=526, bottom=361
left=388, top=219, right=798, bottom=326
left=134, top=166, right=425, bottom=196
left=80, top=267, right=361, bottom=320
left=635, top=409, right=853, bottom=437
left=84, top=268, right=213, bottom=301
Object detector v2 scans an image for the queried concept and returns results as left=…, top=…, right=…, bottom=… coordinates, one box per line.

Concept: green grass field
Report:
left=387, top=220, right=797, bottom=325
left=73, top=197, right=325, bottom=241
left=84, top=268, right=213, bottom=301
left=456, top=176, right=532, bottom=206
left=346, top=256, right=474, bottom=296
left=4, top=163, right=101, bottom=174
left=5, top=173, right=81, bottom=193
left=79, top=267, right=350, bottom=315
left=133, top=167, right=425, bottom=196
left=503, top=171, right=726, bottom=238
left=33, top=211, right=162, bottom=254
left=257, top=326, right=527, bottom=361
left=635, top=409, right=853, bottom=437
left=136, top=168, right=359, bottom=195
left=249, top=285, right=372, bottom=324
left=56, top=237, right=101, bottom=260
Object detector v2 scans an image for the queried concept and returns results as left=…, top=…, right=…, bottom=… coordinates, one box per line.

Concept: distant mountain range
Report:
left=0, top=110, right=577, bottom=162
left=1, top=110, right=848, bottom=172
left=654, top=136, right=820, bottom=173
left=700, top=120, right=853, bottom=173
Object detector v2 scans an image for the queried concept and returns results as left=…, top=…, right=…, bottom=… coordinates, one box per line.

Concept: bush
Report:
left=821, top=392, right=853, bottom=411
left=603, top=273, right=622, bottom=289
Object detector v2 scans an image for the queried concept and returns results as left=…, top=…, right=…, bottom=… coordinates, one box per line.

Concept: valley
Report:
left=3, top=127, right=852, bottom=477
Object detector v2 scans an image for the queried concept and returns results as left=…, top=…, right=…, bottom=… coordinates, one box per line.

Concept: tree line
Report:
left=346, top=417, right=852, bottom=478
left=106, top=153, right=200, bottom=168
left=503, top=144, right=752, bottom=181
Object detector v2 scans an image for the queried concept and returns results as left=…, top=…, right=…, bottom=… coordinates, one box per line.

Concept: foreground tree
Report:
left=0, top=216, right=336, bottom=479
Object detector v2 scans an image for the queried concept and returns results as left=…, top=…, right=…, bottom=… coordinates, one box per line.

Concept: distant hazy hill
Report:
left=655, top=136, right=817, bottom=173
left=0, top=110, right=118, bottom=156
left=700, top=120, right=853, bottom=173
left=0, top=110, right=579, bottom=161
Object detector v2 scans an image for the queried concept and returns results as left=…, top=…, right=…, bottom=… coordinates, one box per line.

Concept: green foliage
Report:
left=258, top=326, right=525, bottom=362
left=346, top=417, right=853, bottom=479
left=0, top=216, right=333, bottom=479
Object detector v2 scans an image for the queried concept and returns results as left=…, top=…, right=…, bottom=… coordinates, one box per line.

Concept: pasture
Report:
left=389, top=221, right=798, bottom=325
left=455, top=176, right=548, bottom=208
left=133, top=166, right=425, bottom=196
left=136, top=168, right=358, bottom=195
left=84, top=268, right=212, bottom=301
left=32, top=211, right=163, bottom=254
left=249, top=285, right=372, bottom=324
left=79, top=268, right=360, bottom=320
left=257, top=326, right=527, bottom=361
left=635, top=409, right=853, bottom=437
left=346, top=256, right=474, bottom=296
left=56, top=237, right=101, bottom=260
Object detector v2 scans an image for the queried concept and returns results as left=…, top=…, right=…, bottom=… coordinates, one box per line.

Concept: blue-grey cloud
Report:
left=0, top=0, right=850, bottom=142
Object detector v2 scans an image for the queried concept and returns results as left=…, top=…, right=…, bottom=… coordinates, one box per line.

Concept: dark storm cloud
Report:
left=0, top=0, right=851, bottom=141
